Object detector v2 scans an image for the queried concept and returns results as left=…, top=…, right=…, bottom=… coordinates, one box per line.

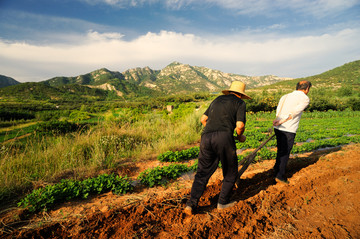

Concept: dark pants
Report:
left=274, top=128, right=296, bottom=180
left=186, top=131, right=238, bottom=207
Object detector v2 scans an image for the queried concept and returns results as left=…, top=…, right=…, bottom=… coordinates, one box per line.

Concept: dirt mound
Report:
left=1, top=144, right=360, bottom=238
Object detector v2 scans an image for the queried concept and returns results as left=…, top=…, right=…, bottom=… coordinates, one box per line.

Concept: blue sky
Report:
left=1, top=0, right=360, bottom=82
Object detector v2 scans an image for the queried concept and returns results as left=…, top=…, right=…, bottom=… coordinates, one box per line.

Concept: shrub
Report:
left=34, top=120, right=88, bottom=135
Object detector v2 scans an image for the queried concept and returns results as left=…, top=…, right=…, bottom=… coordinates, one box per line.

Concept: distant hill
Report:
left=250, top=60, right=360, bottom=93
left=298, top=60, right=360, bottom=90
left=0, top=82, right=111, bottom=101
left=122, top=62, right=293, bottom=94
left=0, top=75, right=20, bottom=88
left=44, top=68, right=157, bottom=98
left=43, top=62, right=293, bottom=96
left=44, top=68, right=125, bottom=86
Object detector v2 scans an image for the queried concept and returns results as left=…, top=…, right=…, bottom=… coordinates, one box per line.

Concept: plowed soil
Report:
left=1, top=143, right=360, bottom=239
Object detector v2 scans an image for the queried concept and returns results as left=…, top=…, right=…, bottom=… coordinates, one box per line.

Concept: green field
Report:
left=1, top=58, right=360, bottom=208
left=1, top=99, right=359, bottom=210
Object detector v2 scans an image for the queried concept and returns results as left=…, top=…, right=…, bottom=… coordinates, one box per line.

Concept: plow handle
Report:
left=235, top=133, right=275, bottom=187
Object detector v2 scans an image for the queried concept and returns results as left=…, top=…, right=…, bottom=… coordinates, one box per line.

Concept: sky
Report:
left=0, top=0, right=360, bottom=82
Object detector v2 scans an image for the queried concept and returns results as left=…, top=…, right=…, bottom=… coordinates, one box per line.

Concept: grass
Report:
left=0, top=103, right=205, bottom=201
left=0, top=123, right=38, bottom=142
left=0, top=121, right=37, bottom=133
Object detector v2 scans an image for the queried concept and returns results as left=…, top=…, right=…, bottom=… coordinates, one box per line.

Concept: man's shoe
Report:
left=217, top=201, right=236, bottom=210
left=275, top=177, right=289, bottom=184
left=184, top=205, right=193, bottom=215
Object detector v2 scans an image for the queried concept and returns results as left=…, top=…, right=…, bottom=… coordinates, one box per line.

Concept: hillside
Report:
left=0, top=62, right=292, bottom=102
left=252, top=60, right=360, bottom=92
left=44, top=68, right=125, bottom=86
left=1, top=60, right=360, bottom=102
left=121, top=62, right=292, bottom=94
left=301, top=60, right=360, bottom=87
left=0, top=82, right=110, bottom=101
left=44, top=68, right=156, bottom=98
left=42, top=62, right=293, bottom=95
left=0, top=75, right=20, bottom=88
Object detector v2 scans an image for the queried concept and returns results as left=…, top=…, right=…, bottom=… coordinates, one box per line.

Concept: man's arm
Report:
left=235, top=121, right=245, bottom=140
left=273, top=94, right=309, bottom=126
left=291, top=96, right=310, bottom=118
left=273, top=115, right=292, bottom=126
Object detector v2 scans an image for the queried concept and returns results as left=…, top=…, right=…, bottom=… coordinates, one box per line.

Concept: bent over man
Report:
left=185, top=81, right=250, bottom=215
left=273, top=80, right=312, bottom=184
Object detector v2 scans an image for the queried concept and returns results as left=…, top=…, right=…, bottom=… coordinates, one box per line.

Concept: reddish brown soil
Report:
left=1, top=144, right=360, bottom=239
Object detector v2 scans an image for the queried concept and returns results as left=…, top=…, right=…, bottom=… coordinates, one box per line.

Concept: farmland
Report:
left=0, top=101, right=359, bottom=238
left=1, top=102, right=359, bottom=201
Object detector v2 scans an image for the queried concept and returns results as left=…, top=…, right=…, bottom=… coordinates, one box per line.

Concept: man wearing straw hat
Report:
left=185, top=81, right=250, bottom=215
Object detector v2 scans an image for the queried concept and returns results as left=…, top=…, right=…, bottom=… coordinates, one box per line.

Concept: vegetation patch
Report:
left=18, top=174, right=133, bottom=212
left=137, top=164, right=191, bottom=187
left=157, top=147, right=200, bottom=162
left=34, top=120, right=89, bottom=136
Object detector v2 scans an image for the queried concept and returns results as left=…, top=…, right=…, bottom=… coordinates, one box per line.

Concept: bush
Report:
left=347, top=97, right=360, bottom=110
left=0, top=109, right=35, bottom=121
left=34, top=120, right=88, bottom=135
left=308, top=98, right=337, bottom=111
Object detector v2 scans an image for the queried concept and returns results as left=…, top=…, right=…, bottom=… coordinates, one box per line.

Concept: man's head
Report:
left=296, top=81, right=312, bottom=94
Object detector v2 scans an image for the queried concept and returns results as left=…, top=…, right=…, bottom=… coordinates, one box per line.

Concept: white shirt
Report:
left=274, top=90, right=310, bottom=133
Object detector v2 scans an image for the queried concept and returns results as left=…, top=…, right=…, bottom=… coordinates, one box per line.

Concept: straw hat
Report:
left=222, top=81, right=251, bottom=99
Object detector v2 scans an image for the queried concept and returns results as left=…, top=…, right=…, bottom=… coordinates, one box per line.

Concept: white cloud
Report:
left=81, top=0, right=195, bottom=8
left=80, top=0, right=155, bottom=8
left=0, top=28, right=359, bottom=82
left=163, top=0, right=197, bottom=9
left=87, top=30, right=125, bottom=41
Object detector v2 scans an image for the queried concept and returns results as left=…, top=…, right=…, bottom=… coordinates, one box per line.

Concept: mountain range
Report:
left=1, top=60, right=359, bottom=101
left=0, top=62, right=292, bottom=100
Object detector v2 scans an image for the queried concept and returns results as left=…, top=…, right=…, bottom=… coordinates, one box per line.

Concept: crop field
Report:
left=1, top=107, right=359, bottom=216
left=0, top=103, right=359, bottom=238
left=158, top=109, right=360, bottom=163
left=0, top=107, right=358, bottom=238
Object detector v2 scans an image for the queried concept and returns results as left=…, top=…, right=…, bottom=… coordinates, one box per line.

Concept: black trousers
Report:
left=274, top=128, right=296, bottom=180
left=187, top=131, right=238, bottom=207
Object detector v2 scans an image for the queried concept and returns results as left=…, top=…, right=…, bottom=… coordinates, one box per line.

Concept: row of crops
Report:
left=18, top=110, right=360, bottom=213
left=159, top=110, right=360, bottom=162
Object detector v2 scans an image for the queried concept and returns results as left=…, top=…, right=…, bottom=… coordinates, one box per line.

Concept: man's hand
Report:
left=273, top=119, right=282, bottom=126
left=236, top=134, right=246, bottom=142
left=273, top=115, right=293, bottom=126
left=200, top=114, right=208, bottom=127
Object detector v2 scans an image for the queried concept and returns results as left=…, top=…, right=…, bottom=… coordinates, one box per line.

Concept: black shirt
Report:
left=202, top=94, right=246, bottom=135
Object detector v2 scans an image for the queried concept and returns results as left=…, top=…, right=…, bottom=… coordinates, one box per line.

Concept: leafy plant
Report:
left=157, top=146, right=200, bottom=162
left=138, top=164, right=191, bottom=187
left=18, top=174, right=133, bottom=212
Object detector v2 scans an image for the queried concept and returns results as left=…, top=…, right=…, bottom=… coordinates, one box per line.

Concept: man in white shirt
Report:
left=272, top=81, right=312, bottom=184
